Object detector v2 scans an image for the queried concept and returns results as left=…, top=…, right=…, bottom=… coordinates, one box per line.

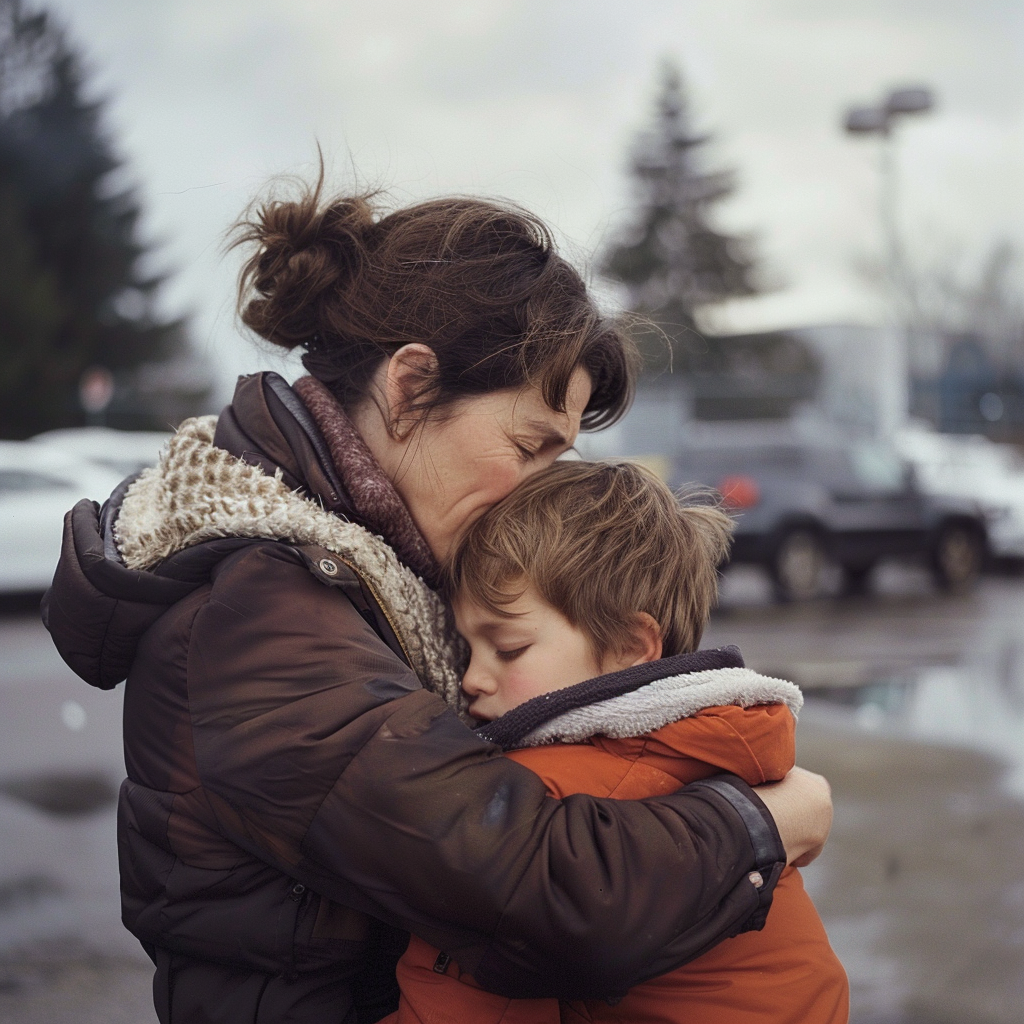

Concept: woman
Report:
left=43, top=180, right=832, bottom=1024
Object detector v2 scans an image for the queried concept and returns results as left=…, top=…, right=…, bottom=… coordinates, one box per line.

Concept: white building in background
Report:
left=789, top=324, right=911, bottom=437
left=576, top=322, right=960, bottom=459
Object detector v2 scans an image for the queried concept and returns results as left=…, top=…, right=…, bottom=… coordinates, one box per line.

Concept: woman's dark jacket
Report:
left=42, top=372, right=786, bottom=1024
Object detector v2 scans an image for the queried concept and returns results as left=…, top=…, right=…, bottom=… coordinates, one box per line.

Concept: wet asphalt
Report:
left=2, top=566, right=1024, bottom=1023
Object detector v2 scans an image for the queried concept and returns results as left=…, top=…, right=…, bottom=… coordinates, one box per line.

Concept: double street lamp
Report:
left=845, top=87, right=934, bottom=134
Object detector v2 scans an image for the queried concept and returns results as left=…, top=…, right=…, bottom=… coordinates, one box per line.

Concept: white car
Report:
left=0, top=442, right=125, bottom=593
left=895, top=425, right=1024, bottom=560
left=30, top=426, right=171, bottom=477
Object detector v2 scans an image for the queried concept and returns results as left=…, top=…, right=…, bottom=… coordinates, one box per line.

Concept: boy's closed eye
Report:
left=496, top=645, right=531, bottom=662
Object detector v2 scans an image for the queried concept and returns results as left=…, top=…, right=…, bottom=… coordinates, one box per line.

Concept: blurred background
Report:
left=1, top=2, right=1023, bottom=1022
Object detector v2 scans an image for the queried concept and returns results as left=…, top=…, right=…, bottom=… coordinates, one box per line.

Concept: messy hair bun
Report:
left=232, top=171, right=638, bottom=428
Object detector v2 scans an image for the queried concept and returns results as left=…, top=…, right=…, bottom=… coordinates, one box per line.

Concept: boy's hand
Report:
left=753, top=766, right=833, bottom=867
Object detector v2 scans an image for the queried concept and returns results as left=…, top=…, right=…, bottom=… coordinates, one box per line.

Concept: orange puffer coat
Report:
left=389, top=664, right=849, bottom=1024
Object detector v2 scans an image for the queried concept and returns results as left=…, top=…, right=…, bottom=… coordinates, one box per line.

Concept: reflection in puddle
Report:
left=0, top=772, right=117, bottom=817
left=806, top=660, right=1024, bottom=795
left=0, top=875, right=64, bottom=914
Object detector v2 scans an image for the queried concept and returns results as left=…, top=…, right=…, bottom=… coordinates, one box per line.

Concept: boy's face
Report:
left=455, top=584, right=613, bottom=722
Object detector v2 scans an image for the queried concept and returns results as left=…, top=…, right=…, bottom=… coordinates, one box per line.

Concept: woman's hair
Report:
left=446, top=460, right=735, bottom=659
left=232, top=174, right=639, bottom=429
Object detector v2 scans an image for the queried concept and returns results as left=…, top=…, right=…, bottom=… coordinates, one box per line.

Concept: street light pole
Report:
left=844, top=86, right=935, bottom=436
left=846, top=87, right=934, bottom=301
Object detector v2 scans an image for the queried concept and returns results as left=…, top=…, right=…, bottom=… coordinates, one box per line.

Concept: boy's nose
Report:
left=461, top=663, right=494, bottom=697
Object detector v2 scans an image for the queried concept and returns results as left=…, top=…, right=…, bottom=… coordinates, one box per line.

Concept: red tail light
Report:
left=718, top=475, right=760, bottom=510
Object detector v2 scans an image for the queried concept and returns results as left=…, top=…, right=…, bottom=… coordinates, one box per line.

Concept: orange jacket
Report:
left=389, top=701, right=848, bottom=1024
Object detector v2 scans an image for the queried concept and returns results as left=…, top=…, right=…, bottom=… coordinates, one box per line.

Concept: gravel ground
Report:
left=799, top=706, right=1024, bottom=1024
left=0, top=944, right=155, bottom=1024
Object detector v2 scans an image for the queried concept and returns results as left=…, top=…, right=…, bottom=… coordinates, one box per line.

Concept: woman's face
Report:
left=392, top=368, right=592, bottom=562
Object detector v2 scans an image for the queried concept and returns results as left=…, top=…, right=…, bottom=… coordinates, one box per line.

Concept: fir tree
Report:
left=0, top=0, right=186, bottom=437
left=603, top=61, right=758, bottom=367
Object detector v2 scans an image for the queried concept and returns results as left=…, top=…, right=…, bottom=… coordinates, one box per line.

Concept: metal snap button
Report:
left=318, top=558, right=339, bottom=577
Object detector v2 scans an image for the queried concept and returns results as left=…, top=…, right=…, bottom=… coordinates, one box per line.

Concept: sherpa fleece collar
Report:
left=476, top=646, right=803, bottom=751
left=114, top=415, right=469, bottom=715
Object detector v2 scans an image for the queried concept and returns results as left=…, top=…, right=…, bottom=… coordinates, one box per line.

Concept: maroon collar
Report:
left=292, top=376, right=441, bottom=587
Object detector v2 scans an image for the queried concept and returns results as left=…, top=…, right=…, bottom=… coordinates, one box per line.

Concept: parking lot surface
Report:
left=3, top=568, right=1024, bottom=1023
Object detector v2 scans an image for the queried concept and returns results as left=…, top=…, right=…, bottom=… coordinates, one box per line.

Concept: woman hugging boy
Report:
left=389, top=459, right=848, bottom=1024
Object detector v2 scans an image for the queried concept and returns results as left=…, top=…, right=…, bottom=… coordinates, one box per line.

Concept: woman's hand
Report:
left=753, top=766, right=833, bottom=867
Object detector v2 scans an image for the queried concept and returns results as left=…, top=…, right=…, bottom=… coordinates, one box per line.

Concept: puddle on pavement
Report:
left=803, top=659, right=1024, bottom=796
left=0, top=772, right=118, bottom=817
left=0, top=876, right=64, bottom=915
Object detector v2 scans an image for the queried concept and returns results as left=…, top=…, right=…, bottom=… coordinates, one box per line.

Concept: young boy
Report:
left=390, top=460, right=848, bottom=1024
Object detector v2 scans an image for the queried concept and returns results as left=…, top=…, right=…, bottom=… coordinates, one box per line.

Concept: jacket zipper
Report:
left=286, top=881, right=307, bottom=982
left=333, top=555, right=416, bottom=670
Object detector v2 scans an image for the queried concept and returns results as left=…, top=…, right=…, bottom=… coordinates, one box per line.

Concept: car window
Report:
left=678, top=444, right=806, bottom=475
left=0, top=469, right=73, bottom=494
left=740, top=445, right=805, bottom=470
left=849, top=442, right=906, bottom=491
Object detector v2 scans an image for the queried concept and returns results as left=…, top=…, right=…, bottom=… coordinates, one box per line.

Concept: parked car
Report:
left=894, top=425, right=1024, bottom=562
left=30, top=426, right=171, bottom=477
left=580, top=413, right=989, bottom=601
left=0, top=442, right=124, bottom=594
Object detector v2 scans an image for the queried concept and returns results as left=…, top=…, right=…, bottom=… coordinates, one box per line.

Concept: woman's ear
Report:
left=383, top=344, right=438, bottom=438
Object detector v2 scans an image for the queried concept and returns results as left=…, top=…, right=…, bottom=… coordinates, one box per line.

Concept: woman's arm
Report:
left=187, top=545, right=794, bottom=999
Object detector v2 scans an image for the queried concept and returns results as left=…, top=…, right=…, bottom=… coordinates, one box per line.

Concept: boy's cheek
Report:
left=501, top=667, right=549, bottom=707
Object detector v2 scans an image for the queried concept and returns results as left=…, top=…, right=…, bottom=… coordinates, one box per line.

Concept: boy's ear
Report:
left=625, top=612, right=663, bottom=666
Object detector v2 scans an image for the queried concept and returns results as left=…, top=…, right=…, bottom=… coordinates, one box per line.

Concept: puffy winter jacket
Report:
left=42, top=372, right=786, bottom=1024
left=392, top=657, right=848, bottom=1024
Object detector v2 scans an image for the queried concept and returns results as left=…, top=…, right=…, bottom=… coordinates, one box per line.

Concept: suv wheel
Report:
left=771, top=529, right=826, bottom=602
left=932, top=523, right=983, bottom=593
left=841, top=563, right=875, bottom=596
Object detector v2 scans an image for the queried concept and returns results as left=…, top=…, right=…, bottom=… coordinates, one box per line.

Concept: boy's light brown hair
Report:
left=446, top=460, right=734, bottom=659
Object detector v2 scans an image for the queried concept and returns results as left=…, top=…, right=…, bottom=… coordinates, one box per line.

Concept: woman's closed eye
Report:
left=496, top=645, right=531, bottom=662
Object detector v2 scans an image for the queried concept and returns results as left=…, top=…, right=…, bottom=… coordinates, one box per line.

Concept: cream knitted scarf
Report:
left=114, top=415, right=469, bottom=716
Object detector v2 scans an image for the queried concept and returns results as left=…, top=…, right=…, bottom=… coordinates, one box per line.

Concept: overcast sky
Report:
left=43, top=0, right=1024, bottom=399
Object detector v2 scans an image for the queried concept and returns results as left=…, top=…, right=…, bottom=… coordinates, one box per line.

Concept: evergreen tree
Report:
left=603, top=61, right=758, bottom=368
left=0, top=0, right=186, bottom=437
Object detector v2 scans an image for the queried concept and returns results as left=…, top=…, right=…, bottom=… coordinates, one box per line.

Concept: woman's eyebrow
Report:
left=522, top=420, right=569, bottom=448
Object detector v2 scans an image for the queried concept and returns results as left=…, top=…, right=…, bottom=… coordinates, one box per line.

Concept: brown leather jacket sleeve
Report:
left=184, top=544, right=784, bottom=1000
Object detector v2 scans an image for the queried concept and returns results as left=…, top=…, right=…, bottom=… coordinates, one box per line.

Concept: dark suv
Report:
left=579, top=414, right=988, bottom=601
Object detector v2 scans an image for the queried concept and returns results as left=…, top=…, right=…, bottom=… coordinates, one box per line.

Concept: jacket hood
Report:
left=477, top=647, right=803, bottom=751
left=44, top=409, right=467, bottom=712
